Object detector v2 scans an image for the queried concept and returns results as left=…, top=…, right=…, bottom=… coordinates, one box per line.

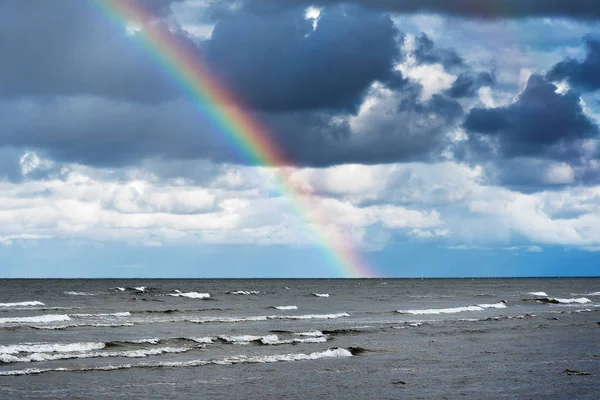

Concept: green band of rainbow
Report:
left=94, top=0, right=376, bottom=277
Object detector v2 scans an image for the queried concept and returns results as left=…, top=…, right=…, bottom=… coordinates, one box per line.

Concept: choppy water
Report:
left=0, top=278, right=599, bottom=399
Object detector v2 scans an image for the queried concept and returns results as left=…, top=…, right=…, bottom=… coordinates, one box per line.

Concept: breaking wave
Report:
left=187, top=313, right=349, bottom=324
left=0, top=348, right=353, bottom=376
left=227, top=291, right=260, bottom=295
left=397, top=302, right=506, bottom=315
left=0, top=301, right=45, bottom=308
left=168, top=291, right=210, bottom=299
left=0, top=314, right=71, bottom=325
left=273, top=306, right=298, bottom=310
left=64, top=291, right=95, bottom=296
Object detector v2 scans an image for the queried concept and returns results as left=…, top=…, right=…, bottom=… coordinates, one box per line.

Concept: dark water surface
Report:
left=0, top=278, right=599, bottom=399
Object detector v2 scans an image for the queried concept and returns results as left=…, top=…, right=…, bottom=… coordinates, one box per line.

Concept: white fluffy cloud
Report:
left=4, top=151, right=600, bottom=252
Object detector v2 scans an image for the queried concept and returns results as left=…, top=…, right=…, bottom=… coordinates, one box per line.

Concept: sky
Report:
left=1, top=0, right=600, bottom=278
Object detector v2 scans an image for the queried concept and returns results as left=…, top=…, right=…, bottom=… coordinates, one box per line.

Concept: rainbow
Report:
left=93, top=0, right=376, bottom=277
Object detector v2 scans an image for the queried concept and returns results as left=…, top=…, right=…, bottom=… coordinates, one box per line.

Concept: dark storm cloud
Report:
left=0, top=0, right=190, bottom=102
left=2, top=1, right=400, bottom=113
left=464, top=74, right=598, bottom=159
left=413, top=34, right=463, bottom=69
left=203, top=5, right=400, bottom=112
left=547, top=35, right=600, bottom=92
left=0, top=79, right=464, bottom=169
left=241, top=0, right=600, bottom=20
left=446, top=71, right=496, bottom=98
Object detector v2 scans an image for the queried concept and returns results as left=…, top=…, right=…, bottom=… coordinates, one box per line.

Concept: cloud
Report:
left=463, top=74, right=598, bottom=160
left=412, top=33, right=463, bottom=69
left=248, top=0, right=600, bottom=20
left=0, top=159, right=447, bottom=251
left=0, top=1, right=195, bottom=103
left=547, top=35, right=600, bottom=92
left=447, top=71, right=496, bottom=98
left=203, top=5, right=400, bottom=112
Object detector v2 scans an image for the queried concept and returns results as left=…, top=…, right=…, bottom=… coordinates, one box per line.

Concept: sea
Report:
left=0, top=278, right=598, bottom=399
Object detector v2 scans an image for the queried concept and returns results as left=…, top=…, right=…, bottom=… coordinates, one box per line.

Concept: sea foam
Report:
left=0, top=314, right=71, bottom=325
left=0, top=342, right=106, bottom=354
left=187, top=312, right=349, bottom=324
left=168, top=291, right=210, bottom=299
left=529, top=292, right=548, bottom=297
left=274, top=306, right=298, bottom=310
left=64, top=291, right=95, bottom=296
left=397, top=301, right=507, bottom=315
left=0, top=301, right=45, bottom=308
left=228, top=291, right=260, bottom=295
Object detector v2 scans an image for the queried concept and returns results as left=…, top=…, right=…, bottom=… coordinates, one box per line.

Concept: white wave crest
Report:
left=32, top=322, right=135, bottom=330
left=271, top=313, right=349, bottom=320
left=64, top=291, right=95, bottom=296
left=397, top=306, right=485, bottom=315
left=0, top=314, right=71, bottom=325
left=187, top=316, right=269, bottom=324
left=219, top=335, right=280, bottom=345
left=313, top=293, right=330, bottom=297
left=168, top=291, right=210, bottom=299
left=529, top=292, right=548, bottom=297
left=295, top=330, right=323, bottom=337
left=551, top=297, right=591, bottom=304
left=0, top=342, right=105, bottom=354
left=0, top=348, right=353, bottom=376
left=0, top=301, right=45, bottom=308
left=0, top=347, right=190, bottom=364
left=274, top=306, right=298, bottom=310
left=586, top=291, right=600, bottom=296
left=188, top=337, right=215, bottom=344
left=478, top=301, right=507, bottom=309
left=71, top=312, right=131, bottom=318
left=188, top=313, right=349, bottom=324
left=229, top=291, right=260, bottom=295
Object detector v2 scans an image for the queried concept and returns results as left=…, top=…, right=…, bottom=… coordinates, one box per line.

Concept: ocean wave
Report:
left=0, top=341, right=106, bottom=355
left=528, top=292, right=548, bottom=297
left=478, top=301, right=507, bottom=309
left=396, top=302, right=506, bottom=315
left=64, top=291, right=95, bottom=296
left=295, top=330, right=323, bottom=337
left=168, top=291, right=210, bottom=299
left=70, top=312, right=131, bottom=318
left=227, top=291, right=260, bottom=295
left=31, top=322, right=135, bottom=330
left=0, top=348, right=353, bottom=376
left=0, top=301, right=45, bottom=308
left=526, top=295, right=592, bottom=304
left=0, top=314, right=71, bottom=325
left=546, top=297, right=591, bottom=304
left=105, top=338, right=161, bottom=346
left=312, top=293, right=330, bottom=297
left=273, top=306, right=298, bottom=310
left=0, top=346, right=191, bottom=364
left=218, top=335, right=280, bottom=345
left=187, top=312, right=349, bottom=324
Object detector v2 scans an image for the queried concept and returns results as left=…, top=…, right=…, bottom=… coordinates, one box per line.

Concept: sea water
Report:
left=0, top=278, right=598, bottom=399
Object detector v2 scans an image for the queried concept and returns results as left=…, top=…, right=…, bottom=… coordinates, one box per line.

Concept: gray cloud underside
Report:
left=464, top=75, right=597, bottom=159
left=241, top=0, right=600, bottom=20
left=548, top=36, right=600, bottom=92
